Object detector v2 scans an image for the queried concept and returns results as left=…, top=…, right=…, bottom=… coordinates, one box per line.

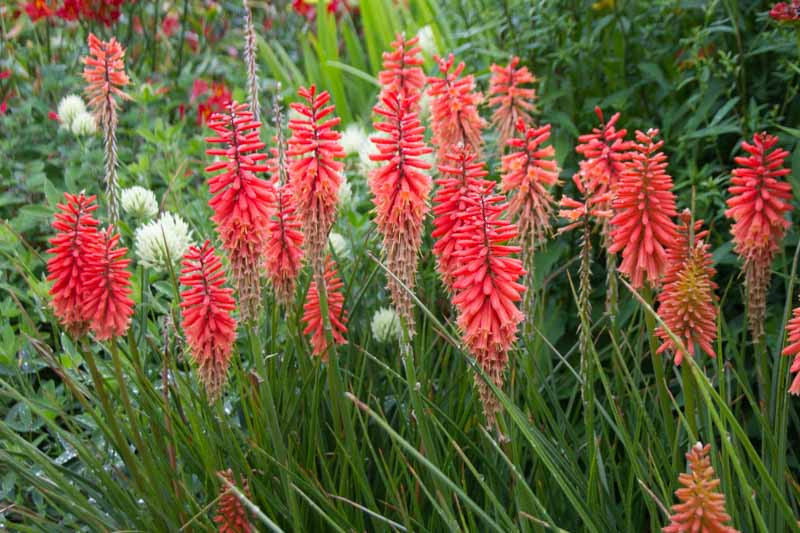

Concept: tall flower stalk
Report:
left=205, top=101, right=274, bottom=322
left=488, top=56, right=536, bottom=148
left=83, top=33, right=131, bottom=223
left=242, top=0, right=260, bottom=123
left=369, top=35, right=432, bottom=337
left=725, top=132, right=793, bottom=341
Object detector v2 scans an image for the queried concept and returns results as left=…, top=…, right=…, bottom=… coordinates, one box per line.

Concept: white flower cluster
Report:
left=416, top=26, right=437, bottom=58
left=121, top=186, right=159, bottom=220
left=328, top=232, right=351, bottom=261
left=134, top=212, right=193, bottom=272
left=57, top=94, right=96, bottom=137
left=338, top=179, right=353, bottom=211
left=341, top=124, right=369, bottom=156
left=371, top=307, right=403, bottom=344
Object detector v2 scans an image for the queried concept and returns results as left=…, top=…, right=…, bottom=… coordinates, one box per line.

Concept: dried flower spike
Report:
left=369, top=37, right=432, bottom=336
left=287, top=85, right=345, bottom=270
left=302, top=257, right=348, bottom=361
left=83, top=33, right=131, bottom=223
left=655, top=210, right=718, bottom=365
left=46, top=192, right=101, bottom=337
left=725, top=132, right=793, bottom=340
left=663, top=442, right=738, bottom=533
left=205, top=101, right=274, bottom=322
left=609, top=129, right=678, bottom=289
left=179, top=241, right=238, bottom=400
left=242, top=0, right=261, bottom=122
left=214, top=469, right=252, bottom=533
left=781, top=303, right=800, bottom=394
left=488, top=56, right=537, bottom=148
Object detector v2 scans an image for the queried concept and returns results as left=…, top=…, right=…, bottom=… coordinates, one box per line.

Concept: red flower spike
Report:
left=46, top=192, right=101, bottom=337
left=265, top=181, right=304, bottom=305
left=427, top=54, right=486, bottom=157
left=488, top=56, right=537, bottom=148
left=451, top=180, right=526, bottom=425
left=377, top=34, right=425, bottom=109
left=432, top=145, right=489, bottom=290
left=782, top=305, right=800, bottom=395
left=83, top=33, right=131, bottom=127
left=655, top=210, right=718, bottom=365
left=725, top=132, right=793, bottom=340
left=500, top=120, right=560, bottom=252
left=663, top=443, right=739, bottom=533
left=179, top=241, right=238, bottom=400
left=369, top=40, right=432, bottom=335
left=287, top=85, right=345, bottom=270
left=557, top=173, right=612, bottom=235
left=205, top=101, right=274, bottom=322
left=608, top=129, right=678, bottom=289
left=214, top=469, right=252, bottom=533
left=302, top=257, right=348, bottom=361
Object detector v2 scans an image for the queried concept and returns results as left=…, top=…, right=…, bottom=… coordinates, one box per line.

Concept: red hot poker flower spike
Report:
left=179, top=241, right=238, bottom=400
left=205, top=101, right=274, bottom=322
left=427, top=54, right=486, bottom=158
left=302, top=257, right=348, bottom=361
left=655, top=210, right=718, bottom=365
left=214, top=469, right=252, bottom=533
left=46, top=192, right=101, bottom=337
left=501, top=120, right=560, bottom=254
left=82, top=226, right=134, bottom=341
left=663, top=443, right=739, bottom=533
left=432, top=145, right=489, bottom=290
left=557, top=173, right=612, bottom=235
left=451, top=180, right=526, bottom=426
left=782, top=304, right=800, bottom=394
left=725, top=132, right=793, bottom=340
left=265, top=180, right=304, bottom=305
left=377, top=33, right=425, bottom=108
left=608, top=129, right=678, bottom=289
left=488, top=56, right=537, bottom=148
left=287, top=85, right=345, bottom=270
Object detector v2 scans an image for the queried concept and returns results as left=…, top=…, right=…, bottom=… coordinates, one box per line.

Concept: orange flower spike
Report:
left=501, top=120, right=560, bottom=250
left=557, top=173, right=612, bottom=235
left=83, top=33, right=131, bottom=124
left=427, top=54, right=486, bottom=157
left=663, top=443, right=739, bottom=533
left=783, top=306, right=800, bottom=395
left=488, top=56, right=537, bottom=147
left=179, top=241, right=238, bottom=400
left=608, top=129, right=678, bottom=289
left=214, top=469, right=253, bottom=533
left=369, top=37, right=432, bottom=334
left=302, top=257, right=348, bottom=361
left=378, top=33, right=425, bottom=107
left=655, top=210, right=718, bottom=365
left=46, top=192, right=101, bottom=337
left=725, top=132, right=793, bottom=340
left=287, top=85, right=345, bottom=270
left=574, top=107, right=632, bottom=200
left=82, top=226, right=134, bottom=341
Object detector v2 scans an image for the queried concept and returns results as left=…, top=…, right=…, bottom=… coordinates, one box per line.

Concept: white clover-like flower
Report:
left=328, top=232, right=351, bottom=261
left=358, top=139, right=378, bottom=176
left=134, top=212, right=193, bottom=272
left=121, top=186, right=159, bottom=220
left=416, top=26, right=437, bottom=58
left=341, top=123, right=368, bottom=156
left=338, top=179, right=353, bottom=211
left=57, top=94, right=87, bottom=129
left=70, top=111, right=97, bottom=136
left=371, top=307, right=403, bottom=344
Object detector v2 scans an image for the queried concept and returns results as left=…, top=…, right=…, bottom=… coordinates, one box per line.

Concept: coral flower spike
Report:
left=377, top=33, right=426, bottom=107
left=655, top=210, right=718, bottom=365
left=205, top=101, right=275, bottom=322
left=451, top=177, right=526, bottom=426
left=82, top=226, right=135, bottom=341
left=663, top=443, right=739, bottom=533
left=488, top=56, right=537, bottom=148
left=287, top=85, right=346, bottom=270
left=179, top=241, right=238, bottom=400
left=46, top=192, right=101, bottom=337
left=214, top=469, right=252, bottom=533
left=782, top=304, right=800, bottom=394
left=609, top=129, right=678, bottom=289
left=369, top=36, right=432, bottom=336
left=725, top=132, right=793, bottom=340
left=302, top=257, right=348, bottom=361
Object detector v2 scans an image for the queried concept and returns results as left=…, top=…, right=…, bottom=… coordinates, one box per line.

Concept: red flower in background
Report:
left=46, top=192, right=101, bottom=337
left=488, top=56, right=537, bottom=147
left=192, top=80, right=232, bottom=125
left=180, top=241, right=238, bottom=400
left=81, top=226, right=134, bottom=341
left=56, top=0, right=132, bottom=26
left=161, top=13, right=179, bottom=38
left=302, top=258, right=348, bottom=361
left=770, top=1, right=800, bottom=21
left=24, top=0, right=53, bottom=21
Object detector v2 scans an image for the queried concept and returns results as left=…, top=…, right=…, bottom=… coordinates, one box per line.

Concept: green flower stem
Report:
left=641, top=286, right=675, bottom=447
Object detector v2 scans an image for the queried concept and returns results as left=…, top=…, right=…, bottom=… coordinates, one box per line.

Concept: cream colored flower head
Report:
left=57, top=95, right=87, bottom=129
left=338, top=179, right=353, bottom=211
left=134, top=212, right=193, bottom=271
left=371, top=307, right=402, bottom=344
left=328, top=232, right=351, bottom=261
left=416, top=26, right=437, bottom=58
left=70, top=111, right=97, bottom=136
left=341, top=123, right=369, bottom=156
left=121, top=186, right=159, bottom=220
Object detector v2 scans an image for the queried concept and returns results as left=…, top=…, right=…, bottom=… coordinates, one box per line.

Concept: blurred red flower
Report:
left=770, top=1, right=800, bottom=21
left=24, top=0, right=53, bottom=21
